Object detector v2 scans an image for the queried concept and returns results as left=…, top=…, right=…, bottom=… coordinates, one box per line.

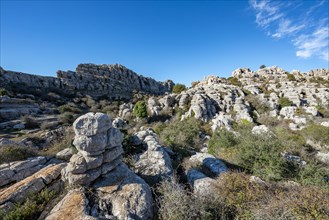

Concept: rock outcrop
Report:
left=0, top=96, right=40, bottom=121
left=0, top=156, right=56, bottom=187
left=0, top=64, right=172, bottom=100
left=49, top=112, right=153, bottom=220
left=61, top=112, right=124, bottom=186
left=132, top=129, right=173, bottom=185
left=0, top=163, right=66, bottom=212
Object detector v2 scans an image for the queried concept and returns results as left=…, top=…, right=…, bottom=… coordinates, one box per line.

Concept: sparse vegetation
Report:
left=278, top=97, right=293, bottom=108
left=287, top=73, right=296, bottom=81
left=133, top=101, right=148, bottom=118
left=172, top=84, right=187, bottom=94
left=0, top=145, right=38, bottom=164
left=1, top=189, right=56, bottom=220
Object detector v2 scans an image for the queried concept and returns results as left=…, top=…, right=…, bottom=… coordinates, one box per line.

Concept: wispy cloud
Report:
left=249, top=0, right=329, bottom=61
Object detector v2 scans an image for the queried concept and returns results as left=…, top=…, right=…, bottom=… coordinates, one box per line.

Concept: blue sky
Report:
left=1, top=0, right=328, bottom=86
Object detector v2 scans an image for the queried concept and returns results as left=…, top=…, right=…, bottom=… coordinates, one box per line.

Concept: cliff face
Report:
left=0, top=64, right=173, bottom=99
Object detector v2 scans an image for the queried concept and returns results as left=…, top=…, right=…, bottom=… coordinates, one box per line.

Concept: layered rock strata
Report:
left=0, top=64, right=172, bottom=100
left=62, top=112, right=123, bottom=186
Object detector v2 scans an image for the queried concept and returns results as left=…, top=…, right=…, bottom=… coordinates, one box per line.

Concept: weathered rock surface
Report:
left=0, top=163, right=66, bottom=210
left=52, top=112, right=153, bottom=220
left=93, top=163, right=153, bottom=220
left=189, top=153, right=227, bottom=177
left=0, top=96, right=40, bottom=121
left=0, top=64, right=172, bottom=100
left=45, top=188, right=96, bottom=220
left=0, top=156, right=51, bottom=187
left=62, top=113, right=123, bottom=186
left=187, top=169, right=216, bottom=195
left=132, top=129, right=173, bottom=185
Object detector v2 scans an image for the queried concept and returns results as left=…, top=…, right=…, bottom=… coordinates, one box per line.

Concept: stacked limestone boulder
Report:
left=62, top=112, right=123, bottom=186
left=49, top=112, right=153, bottom=220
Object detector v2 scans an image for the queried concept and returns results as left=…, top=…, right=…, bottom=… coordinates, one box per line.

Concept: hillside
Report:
left=0, top=65, right=328, bottom=220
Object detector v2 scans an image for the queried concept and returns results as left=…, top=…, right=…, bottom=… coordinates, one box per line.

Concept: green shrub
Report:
left=237, top=132, right=298, bottom=181
left=0, top=145, right=38, bottom=164
left=172, top=84, right=187, bottom=94
left=278, top=97, right=293, bottom=108
left=159, top=117, right=202, bottom=151
left=156, top=177, right=213, bottom=220
left=287, top=73, right=296, bottom=81
left=2, top=189, right=56, bottom=220
left=58, top=104, right=81, bottom=114
left=298, top=161, right=328, bottom=188
left=246, top=96, right=271, bottom=114
left=227, top=77, right=242, bottom=86
left=59, top=112, right=75, bottom=125
left=302, top=124, right=329, bottom=147
left=259, top=64, right=266, bottom=69
left=133, top=101, right=148, bottom=118
left=0, top=88, right=7, bottom=96
left=21, top=115, right=40, bottom=129
left=208, top=129, right=239, bottom=155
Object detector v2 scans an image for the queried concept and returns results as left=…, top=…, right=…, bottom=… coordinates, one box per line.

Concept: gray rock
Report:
left=187, top=169, right=216, bottom=195
left=94, top=163, right=153, bottom=220
left=73, top=112, right=112, bottom=136
left=190, top=153, right=227, bottom=177
left=56, top=148, right=74, bottom=161
left=73, top=132, right=107, bottom=155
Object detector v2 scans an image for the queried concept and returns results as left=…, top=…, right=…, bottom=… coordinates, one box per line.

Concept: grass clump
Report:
left=0, top=145, right=38, bottom=164
left=172, top=84, right=187, bottom=94
left=1, top=189, right=56, bottom=220
left=278, top=97, right=293, bottom=108
left=21, top=115, right=40, bottom=129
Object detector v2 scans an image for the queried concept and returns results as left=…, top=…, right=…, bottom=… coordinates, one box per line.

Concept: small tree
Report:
left=260, top=64, right=266, bottom=69
left=172, top=84, right=187, bottom=94
left=133, top=101, right=147, bottom=118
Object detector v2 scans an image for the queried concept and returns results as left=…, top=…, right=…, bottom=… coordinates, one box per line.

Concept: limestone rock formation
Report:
left=0, top=163, right=66, bottom=212
left=0, top=64, right=172, bottom=100
left=0, top=96, right=40, bottom=121
left=62, top=112, right=123, bottom=186
left=50, top=112, right=153, bottom=220
left=132, top=129, right=173, bottom=185
left=0, top=156, right=55, bottom=187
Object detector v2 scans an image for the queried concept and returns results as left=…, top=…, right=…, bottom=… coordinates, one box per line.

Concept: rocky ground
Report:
left=0, top=65, right=328, bottom=219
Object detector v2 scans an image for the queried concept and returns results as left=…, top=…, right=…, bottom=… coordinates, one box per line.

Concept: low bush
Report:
left=0, top=145, right=38, bottom=164
left=302, top=124, right=329, bottom=147
left=21, top=115, right=40, bottom=129
left=133, top=101, right=148, bottom=118
left=59, top=112, right=76, bottom=125
left=159, top=117, right=202, bottom=151
left=155, top=177, right=213, bottom=220
left=40, top=121, right=58, bottom=130
left=42, top=127, right=75, bottom=156
left=58, top=104, right=81, bottom=114
left=1, top=189, right=56, bottom=220
left=172, top=84, right=187, bottom=94
left=208, top=129, right=239, bottom=156
left=0, top=87, right=8, bottom=96
left=227, top=77, right=241, bottom=86
left=278, top=97, right=293, bottom=108
left=287, top=73, right=296, bottom=81
left=246, top=96, right=271, bottom=114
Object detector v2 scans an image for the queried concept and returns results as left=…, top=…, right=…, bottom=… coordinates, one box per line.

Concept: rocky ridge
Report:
left=0, top=64, right=173, bottom=100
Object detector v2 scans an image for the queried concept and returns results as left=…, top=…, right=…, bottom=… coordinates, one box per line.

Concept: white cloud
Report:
left=249, top=0, right=329, bottom=61
left=250, top=0, right=284, bottom=27
left=294, top=27, right=329, bottom=60
left=272, top=19, right=304, bottom=38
